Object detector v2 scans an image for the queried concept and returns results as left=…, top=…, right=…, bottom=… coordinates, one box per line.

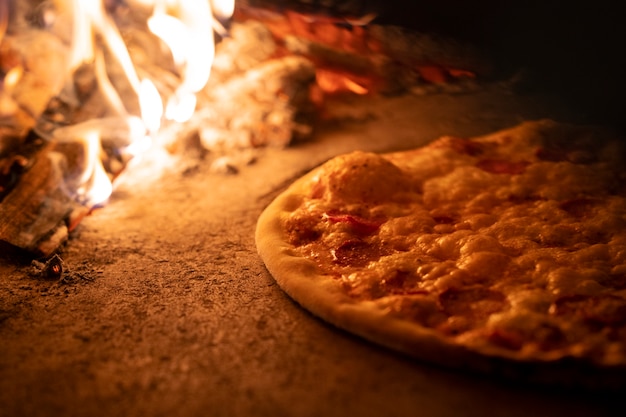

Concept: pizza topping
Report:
left=323, top=212, right=383, bottom=235
left=559, top=198, right=597, bottom=218
left=551, top=294, right=626, bottom=326
left=457, top=251, right=511, bottom=281
left=259, top=120, right=626, bottom=371
left=486, top=311, right=566, bottom=351
left=486, top=328, right=525, bottom=350
left=506, top=289, right=553, bottom=314
left=285, top=213, right=322, bottom=245
left=331, top=239, right=387, bottom=268
left=383, top=270, right=416, bottom=292
left=315, top=151, right=413, bottom=204
left=383, top=295, right=446, bottom=327
left=439, top=287, right=507, bottom=320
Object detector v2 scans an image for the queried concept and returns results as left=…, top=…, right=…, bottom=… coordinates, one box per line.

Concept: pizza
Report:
left=255, top=120, right=626, bottom=388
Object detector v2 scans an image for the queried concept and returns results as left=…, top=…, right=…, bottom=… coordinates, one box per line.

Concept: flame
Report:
left=123, top=117, right=153, bottom=157
left=139, top=79, right=163, bottom=134
left=94, top=49, right=127, bottom=117
left=77, top=130, right=113, bottom=206
left=147, top=0, right=216, bottom=122
left=211, top=0, right=235, bottom=21
left=69, top=0, right=141, bottom=93
left=165, top=91, right=196, bottom=123
left=57, top=0, right=234, bottom=207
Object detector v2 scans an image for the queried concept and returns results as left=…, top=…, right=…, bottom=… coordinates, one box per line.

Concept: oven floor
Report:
left=0, top=90, right=619, bottom=417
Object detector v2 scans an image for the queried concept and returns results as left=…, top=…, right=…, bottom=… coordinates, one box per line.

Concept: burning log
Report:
left=0, top=139, right=88, bottom=257
left=160, top=21, right=317, bottom=172
left=1, top=23, right=70, bottom=131
left=198, top=54, right=316, bottom=148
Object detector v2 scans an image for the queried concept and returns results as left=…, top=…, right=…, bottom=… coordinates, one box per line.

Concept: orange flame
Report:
left=58, top=0, right=234, bottom=206
left=79, top=130, right=113, bottom=206
left=148, top=0, right=219, bottom=122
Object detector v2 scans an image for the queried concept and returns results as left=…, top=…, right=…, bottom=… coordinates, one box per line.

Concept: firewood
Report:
left=187, top=55, right=316, bottom=152
left=163, top=21, right=317, bottom=164
left=0, top=141, right=88, bottom=256
left=0, top=30, right=69, bottom=124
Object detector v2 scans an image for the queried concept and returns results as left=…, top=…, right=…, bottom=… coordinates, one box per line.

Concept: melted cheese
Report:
left=286, top=121, right=626, bottom=364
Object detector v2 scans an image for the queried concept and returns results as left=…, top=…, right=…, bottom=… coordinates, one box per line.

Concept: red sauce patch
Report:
left=325, top=212, right=383, bottom=236
left=476, top=159, right=529, bottom=175
left=331, top=240, right=388, bottom=268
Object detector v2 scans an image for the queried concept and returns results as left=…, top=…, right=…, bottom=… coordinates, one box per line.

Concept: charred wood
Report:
left=0, top=141, right=88, bottom=257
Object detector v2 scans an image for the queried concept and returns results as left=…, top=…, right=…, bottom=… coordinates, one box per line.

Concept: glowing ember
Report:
left=316, top=69, right=369, bottom=96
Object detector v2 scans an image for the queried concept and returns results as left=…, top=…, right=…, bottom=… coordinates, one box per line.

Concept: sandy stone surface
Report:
left=0, top=91, right=620, bottom=417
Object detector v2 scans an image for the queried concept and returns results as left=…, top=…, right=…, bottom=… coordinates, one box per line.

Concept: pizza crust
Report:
left=255, top=120, right=626, bottom=388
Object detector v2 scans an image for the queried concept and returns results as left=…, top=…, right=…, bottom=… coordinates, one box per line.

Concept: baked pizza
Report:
left=255, top=120, right=626, bottom=387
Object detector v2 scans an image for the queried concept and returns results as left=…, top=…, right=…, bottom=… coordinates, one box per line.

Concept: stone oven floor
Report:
left=0, top=90, right=620, bottom=417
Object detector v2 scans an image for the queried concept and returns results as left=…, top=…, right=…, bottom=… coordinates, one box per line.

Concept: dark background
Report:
left=377, top=0, right=625, bottom=131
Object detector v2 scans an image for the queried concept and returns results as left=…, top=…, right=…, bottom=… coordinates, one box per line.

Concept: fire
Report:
left=58, top=0, right=234, bottom=206
left=77, top=130, right=113, bottom=206
left=139, top=79, right=163, bottom=134
left=148, top=0, right=213, bottom=122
